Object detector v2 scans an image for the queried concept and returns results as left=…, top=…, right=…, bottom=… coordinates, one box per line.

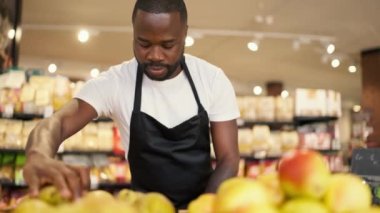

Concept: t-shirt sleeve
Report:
left=208, top=69, right=241, bottom=122
left=74, top=71, right=116, bottom=118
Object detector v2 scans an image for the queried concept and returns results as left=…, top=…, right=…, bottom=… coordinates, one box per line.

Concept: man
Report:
left=23, top=0, right=239, bottom=209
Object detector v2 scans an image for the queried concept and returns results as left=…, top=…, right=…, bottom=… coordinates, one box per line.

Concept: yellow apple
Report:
left=188, top=193, right=215, bottom=213
left=236, top=204, right=279, bottom=213
left=324, top=173, right=372, bottom=213
left=214, top=177, right=271, bottom=213
left=13, top=198, right=53, bottom=213
left=257, top=172, right=285, bottom=206
left=278, top=150, right=330, bottom=199
left=117, top=188, right=145, bottom=205
left=38, top=185, right=70, bottom=206
left=135, top=192, right=175, bottom=213
left=281, top=197, right=329, bottom=213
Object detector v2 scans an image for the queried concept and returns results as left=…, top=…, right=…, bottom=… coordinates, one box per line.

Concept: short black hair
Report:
left=132, top=0, right=187, bottom=24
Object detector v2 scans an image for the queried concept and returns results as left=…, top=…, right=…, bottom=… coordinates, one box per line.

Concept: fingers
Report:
left=71, top=166, right=91, bottom=192
left=61, top=166, right=82, bottom=200
left=48, top=167, right=72, bottom=199
left=23, top=166, right=40, bottom=198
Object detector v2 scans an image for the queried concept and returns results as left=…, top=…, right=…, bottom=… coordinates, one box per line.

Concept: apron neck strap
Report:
left=133, top=56, right=204, bottom=112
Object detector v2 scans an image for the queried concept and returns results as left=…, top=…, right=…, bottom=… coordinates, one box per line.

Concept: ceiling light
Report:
left=292, top=40, right=300, bottom=51
left=48, top=63, right=57, bottom=73
left=327, top=44, right=335, bottom=54
left=78, top=29, right=90, bottom=43
left=348, top=65, right=357, bottom=73
left=331, top=59, right=340, bottom=68
left=90, top=68, right=100, bottom=78
left=253, top=86, right=263, bottom=95
left=7, top=29, right=15, bottom=39
left=353, top=105, right=361, bottom=112
left=281, top=90, right=289, bottom=98
left=255, top=15, right=264, bottom=23
left=185, top=36, right=194, bottom=47
left=265, top=15, right=274, bottom=25
left=247, top=41, right=259, bottom=52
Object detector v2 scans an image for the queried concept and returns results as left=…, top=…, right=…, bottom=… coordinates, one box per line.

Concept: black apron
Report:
left=128, top=57, right=213, bottom=209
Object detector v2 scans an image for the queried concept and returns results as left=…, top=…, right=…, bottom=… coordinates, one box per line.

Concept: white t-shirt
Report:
left=75, top=54, right=240, bottom=151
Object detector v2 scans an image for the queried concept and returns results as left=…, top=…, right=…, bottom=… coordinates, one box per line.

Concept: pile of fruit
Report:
left=11, top=150, right=380, bottom=212
left=189, top=150, right=380, bottom=213
left=12, top=187, right=175, bottom=213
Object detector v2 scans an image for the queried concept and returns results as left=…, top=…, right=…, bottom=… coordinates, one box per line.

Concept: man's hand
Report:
left=23, top=153, right=90, bottom=200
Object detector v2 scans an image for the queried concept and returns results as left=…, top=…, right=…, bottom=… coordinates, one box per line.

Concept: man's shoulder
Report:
left=184, top=54, right=222, bottom=74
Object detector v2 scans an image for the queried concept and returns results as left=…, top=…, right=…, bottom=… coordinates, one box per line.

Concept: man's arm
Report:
left=205, top=119, right=239, bottom=192
left=23, top=98, right=98, bottom=199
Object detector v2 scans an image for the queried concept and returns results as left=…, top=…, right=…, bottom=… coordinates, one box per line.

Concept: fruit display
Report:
left=10, top=187, right=175, bottom=213
left=191, top=149, right=378, bottom=213
left=4, top=149, right=379, bottom=212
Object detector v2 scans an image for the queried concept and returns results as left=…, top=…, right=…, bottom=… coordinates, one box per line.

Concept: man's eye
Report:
left=162, top=43, right=175, bottom=49
left=139, top=42, right=150, bottom=48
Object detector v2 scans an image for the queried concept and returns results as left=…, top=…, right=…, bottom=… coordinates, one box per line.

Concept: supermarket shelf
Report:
left=0, top=182, right=27, bottom=189
left=0, top=113, right=113, bottom=123
left=238, top=149, right=340, bottom=161
left=0, top=181, right=131, bottom=190
left=0, top=112, right=44, bottom=120
left=0, top=148, right=25, bottom=154
left=0, top=149, right=125, bottom=157
left=293, top=116, right=338, bottom=126
left=97, top=182, right=131, bottom=190
left=237, top=119, right=294, bottom=130
left=237, top=116, right=339, bottom=129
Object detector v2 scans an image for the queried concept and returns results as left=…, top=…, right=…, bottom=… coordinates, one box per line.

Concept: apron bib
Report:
left=128, top=57, right=213, bottom=209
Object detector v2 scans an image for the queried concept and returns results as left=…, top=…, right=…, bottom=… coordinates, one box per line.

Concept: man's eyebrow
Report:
left=137, top=37, right=149, bottom=42
left=137, top=37, right=176, bottom=43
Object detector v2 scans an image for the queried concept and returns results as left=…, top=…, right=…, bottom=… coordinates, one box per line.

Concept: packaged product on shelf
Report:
left=238, top=128, right=253, bottom=155
left=275, top=96, right=294, bottom=121
left=0, top=153, right=15, bottom=183
left=113, top=127, right=125, bottom=155
left=256, top=96, right=275, bottom=121
left=326, top=90, right=342, bottom=117
left=4, top=120, right=23, bottom=149
left=30, top=76, right=55, bottom=115
left=245, top=162, right=261, bottom=179
left=0, top=88, right=21, bottom=116
left=267, top=131, right=282, bottom=156
left=63, top=130, right=83, bottom=151
left=0, top=119, right=6, bottom=146
left=280, top=131, right=299, bottom=152
left=14, top=154, right=26, bottom=185
left=295, top=88, right=327, bottom=117
left=97, top=122, right=114, bottom=151
left=19, top=83, right=37, bottom=114
left=251, top=125, right=271, bottom=152
left=71, top=81, right=85, bottom=97
left=237, top=159, right=245, bottom=177
left=21, top=120, right=38, bottom=148
left=237, top=96, right=257, bottom=120
left=299, top=132, right=332, bottom=150
left=83, top=123, right=99, bottom=150
left=53, top=76, right=71, bottom=111
left=261, top=160, right=278, bottom=175
left=0, top=71, right=26, bottom=89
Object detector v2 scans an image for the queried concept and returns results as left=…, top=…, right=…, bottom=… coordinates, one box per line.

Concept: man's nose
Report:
left=147, top=46, right=164, bottom=61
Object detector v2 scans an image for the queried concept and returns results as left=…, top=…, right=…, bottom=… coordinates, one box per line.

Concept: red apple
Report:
left=278, top=149, right=330, bottom=199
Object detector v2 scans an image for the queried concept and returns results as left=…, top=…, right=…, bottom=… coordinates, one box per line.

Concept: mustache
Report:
left=143, top=62, right=169, bottom=68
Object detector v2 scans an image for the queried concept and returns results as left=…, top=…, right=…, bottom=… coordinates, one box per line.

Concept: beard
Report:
left=138, top=52, right=184, bottom=81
